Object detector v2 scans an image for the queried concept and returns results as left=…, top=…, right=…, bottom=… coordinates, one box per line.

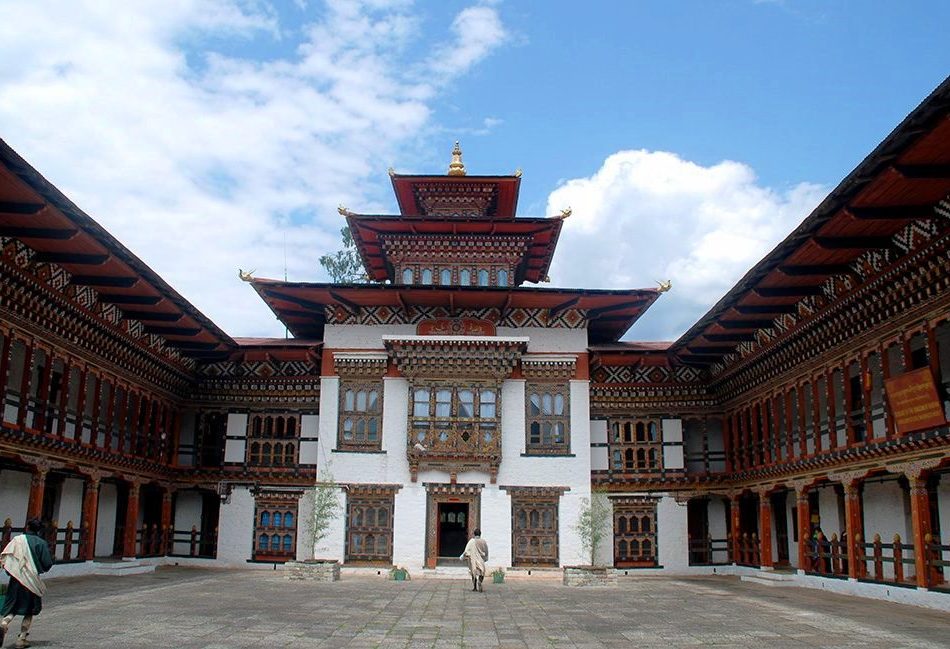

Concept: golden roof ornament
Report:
left=657, top=279, right=672, bottom=293
left=514, top=168, right=523, bottom=178
left=558, top=207, right=572, bottom=219
left=337, top=204, right=352, bottom=217
left=388, top=167, right=396, bottom=177
left=238, top=268, right=255, bottom=282
left=447, top=141, right=467, bottom=176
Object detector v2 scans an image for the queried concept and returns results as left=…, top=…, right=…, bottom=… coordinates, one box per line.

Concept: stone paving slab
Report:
left=4, top=568, right=949, bottom=648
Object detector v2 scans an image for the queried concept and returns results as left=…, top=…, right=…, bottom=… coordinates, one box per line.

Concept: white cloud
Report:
left=545, top=150, right=826, bottom=341
left=0, top=0, right=507, bottom=337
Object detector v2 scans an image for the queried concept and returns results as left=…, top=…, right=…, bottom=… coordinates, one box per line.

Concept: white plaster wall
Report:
left=816, top=485, right=844, bottom=539
left=55, top=478, right=84, bottom=534
left=172, top=491, right=203, bottom=555
left=312, top=487, right=346, bottom=560
left=657, top=494, right=690, bottom=571
left=223, top=413, right=248, bottom=463
left=0, top=469, right=31, bottom=526
left=862, top=479, right=914, bottom=579
left=216, top=487, right=255, bottom=565
left=786, top=496, right=798, bottom=568
left=391, top=483, right=427, bottom=569
left=295, top=489, right=315, bottom=561
left=324, top=324, right=588, bottom=354
left=95, top=483, right=117, bottom=557
left=590, top=446, right=609, bottom=471
left=662, top=419, right=684, bottom=470
left=708, top=496, right=729, bottom=564
left=299, top=414, right=319, bottom=465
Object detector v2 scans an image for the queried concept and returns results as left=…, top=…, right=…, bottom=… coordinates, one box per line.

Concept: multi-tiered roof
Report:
left=249, top=144, right=663, bottom=343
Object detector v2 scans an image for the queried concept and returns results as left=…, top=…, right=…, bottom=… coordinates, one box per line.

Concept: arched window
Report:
left=421, top=268, right=433, bottom=285
left=460, top=269, right=471, bottom=286
left=497, top=269, right=509, bottom=286
left=440, top=269, right=451, bottom=285
left=402, top=268, right=413, bottom=284
left=477, top=269, right=489, bottom=286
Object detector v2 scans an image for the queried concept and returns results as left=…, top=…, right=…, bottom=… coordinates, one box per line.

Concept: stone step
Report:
left=741, top=573, right=796, bottom=587
left=92, top=560, right=156, bottom=576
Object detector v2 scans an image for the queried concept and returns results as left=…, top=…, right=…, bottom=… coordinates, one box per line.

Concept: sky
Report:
left=0, top=0, right=947, bottom=342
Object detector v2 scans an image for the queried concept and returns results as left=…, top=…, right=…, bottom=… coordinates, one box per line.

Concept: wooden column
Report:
left=759, top=491, right=773, bottom=568
left=81, top=474, right=101, bottom=560
left=797, top=386, right=808, bottom=458
left=843, top=361, right=856, bottom=446
left=843, top=479, right=864, bottom=579
left=722, top=416, right=733, bottom=473
left=795, top=486, right=811, bottom=571
left=160, top=486, right=174, bottom=555
left=908, top=472, right=933, bottom=588
left=810, top=380, right=822, bottom=455
left=74, top=366, right=88, bottom=443
left=826, top=370, right=838, bottom=450
left=16, top=341, right=34, bottom=429
left=860, top=354, right=873, bottom=441
left=730, top=493, right=742, bottom=564
left=26, top=464, right=49, bottom=522
left=122, top=480, right=141, bottom=558
left=33, top=350, right=53, bottom=432
left=56, top=359, right=72, bottom=438
left=0, top=332, right=12, bottom=405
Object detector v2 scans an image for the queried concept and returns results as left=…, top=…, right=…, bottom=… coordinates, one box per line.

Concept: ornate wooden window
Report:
left=253, top=494, right=299, bottom=562
left=477, top=269, right=489, bottom=286
left=439, top=268, right=451, bottom=285
left=459, top=269, right=471, bottom=285
left=609, top=418, right=662, bottom=473
left=410, top=383, right=499, bottom=451
left=613, top=497, right=658, bottom=567
left=421, top=268, right=433, bottom=284
left=525, top=382, right=570, bottom=454
left=497, top=269, right=509, bottom=286
left=338, top=380, right=383, bottom=450
left=510, top=490, right=560, bottom=566
left=247, top=414, right=299, bottom=466
left=345, top=489, right=395, bottom=564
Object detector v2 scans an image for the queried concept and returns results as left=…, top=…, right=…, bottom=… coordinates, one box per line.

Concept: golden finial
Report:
left=337, top=204, right=352, bottom=217
left=238, top=268, right=255, bottom=282
left=557, top=207, right=572, bottom=219
left=656, top=279, right=672, bottom=293
left=513, top=168, right=523, bottom=178
left=388, top=167, right=396, bottom=177
left=447, top=141, right=466, bottom=176
left=541, top=275, right=551, bottom=283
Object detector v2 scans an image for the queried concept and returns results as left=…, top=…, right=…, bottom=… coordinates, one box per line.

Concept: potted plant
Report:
left=491, top=567, right=505, bottom=584
left=564, top=488, right=615, bottom=586
left=390, top=566, right=410, bottom=581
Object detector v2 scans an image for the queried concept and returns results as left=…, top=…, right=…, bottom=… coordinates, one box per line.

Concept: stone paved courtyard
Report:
left=7, top=568, right=950, bottom=648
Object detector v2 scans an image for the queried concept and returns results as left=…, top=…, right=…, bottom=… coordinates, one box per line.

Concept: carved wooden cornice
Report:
left=384, top=335, right=527, bottom=379
left=500, top=485, right=571, bottom=497
left=521, top=355, right=576, bottom=380
left=333, top=351, right=389, bottom=377
left=424, top=482, right=483, bottom=495
left=345, top=483, right=402, bottom=496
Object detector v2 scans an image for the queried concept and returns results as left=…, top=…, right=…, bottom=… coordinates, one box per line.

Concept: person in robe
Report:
left=461, top=528, right=489, bottom=592
left=0, top=518, right=54, bottom=648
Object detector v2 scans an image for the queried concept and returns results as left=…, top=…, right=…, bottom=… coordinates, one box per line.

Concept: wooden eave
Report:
left=247, top=280, right=661, bottom=344
left=345, top=214, right=562, bottom=284
left=0, top=139, right=235, bottom=359
left=588, top=341, right=675, bottom=368
left=671, top=75, right=950, bottom=366
left=389, top=174, right=522, bottom=218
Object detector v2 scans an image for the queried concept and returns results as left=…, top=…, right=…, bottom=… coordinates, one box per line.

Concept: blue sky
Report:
left=0, top=1, right=947, bottom=340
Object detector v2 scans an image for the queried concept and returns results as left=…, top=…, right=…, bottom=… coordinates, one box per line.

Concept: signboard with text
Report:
left=884, top=367, right=947, bottom=434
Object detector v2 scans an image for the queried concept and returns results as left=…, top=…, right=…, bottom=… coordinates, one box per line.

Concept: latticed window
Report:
left=511, top=493, right=559, bottom=566
left=345, top=491, right=394, bottom=564
left=613, top=498, right=658, bottom=567
left=247, top=414, right=299, bottom=466
left=410, top=383, right=499, bottom=452
left=610, top=418, right=662, bottom=473
left=253, top=497, right=298, bottom=562
left=339, top=381, right=383, bottom=450
left=525, top=383, right=570, bottom=454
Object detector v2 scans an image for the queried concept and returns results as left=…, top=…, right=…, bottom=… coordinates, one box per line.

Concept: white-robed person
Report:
left=461, top=528, right=489, bottom=592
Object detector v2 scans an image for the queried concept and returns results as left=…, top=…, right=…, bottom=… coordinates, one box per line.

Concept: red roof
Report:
left=672, top=75, right=950, bottom=366
left=345, top=213, right=562, bottom=284
left=390, top=174, right=521, bottom=218
left=248, top=279, right=661, bottom=344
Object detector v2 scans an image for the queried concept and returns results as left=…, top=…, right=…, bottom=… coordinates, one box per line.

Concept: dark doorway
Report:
left=687, top=498, right=710, bottom=564
left=437, top=502, right=469, bottom=560
left=771, top=491, right=789, bottom=565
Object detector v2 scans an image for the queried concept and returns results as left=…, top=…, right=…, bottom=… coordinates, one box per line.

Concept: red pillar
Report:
left=844, top=480, right=864, bottom=579
left=909, top=473, right=933, bottom=588
left=796, top=487, right=811, bottom=571
left=26, top=465, right=49, bottom=522
left=81, top=475, right=101, bottom=560
left=122, top=481, right=141, bottom=558
left=16, top=341, right=34, bottom=429
left=730, top=493, right=742, bottom=564
left=759, top=492, right=773, bottom=568
left=160, top=487, right=174, bottom=555
left=33, top=350, right=54, bottom=432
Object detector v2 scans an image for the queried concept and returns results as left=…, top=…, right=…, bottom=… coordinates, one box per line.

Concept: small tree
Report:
left=308, top=469, right=342, bottom=559
left=574, top=488, right=611, bottom=566
left=319, top=226, right=369, bottom=283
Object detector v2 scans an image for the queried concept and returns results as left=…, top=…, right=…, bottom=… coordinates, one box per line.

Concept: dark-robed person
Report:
left=0, top=518, right=53, bottom=648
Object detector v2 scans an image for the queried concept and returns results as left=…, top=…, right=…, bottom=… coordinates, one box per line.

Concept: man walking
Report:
left=461, top=528, right=489, bottom=592
left=0, top=518, right=54, bottom=648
